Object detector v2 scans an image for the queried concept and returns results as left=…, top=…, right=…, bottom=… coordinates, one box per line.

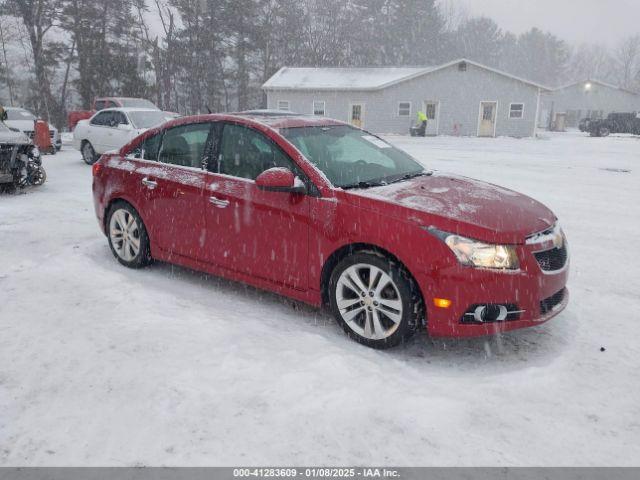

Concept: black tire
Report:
left=599, top=127, right=610, bottom=137
left=30, top=166, right=46, bottom=186
left=106, top=201, right=153, bottom=268
left=329, top=251, right=423, bottom=349
left=81, top=140, right=97, bottom=165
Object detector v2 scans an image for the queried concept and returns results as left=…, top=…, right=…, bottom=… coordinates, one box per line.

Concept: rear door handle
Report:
left=141, top=177, right=157, bottom=189
left=209, top=196, right=230, bottom=208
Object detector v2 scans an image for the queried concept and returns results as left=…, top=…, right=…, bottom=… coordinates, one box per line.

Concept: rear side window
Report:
left=141, top=133, right=163, bottom=160
left=95, top=100, right=107, bottom=111
left=158, top=123, right=212, bottom=168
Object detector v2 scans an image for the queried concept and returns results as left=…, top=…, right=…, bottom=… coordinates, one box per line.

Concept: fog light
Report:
left=433, top=298, right=452, bottom=308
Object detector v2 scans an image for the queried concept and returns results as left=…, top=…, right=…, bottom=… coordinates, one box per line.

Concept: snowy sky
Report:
left=458, top=0, right=640, bottom=46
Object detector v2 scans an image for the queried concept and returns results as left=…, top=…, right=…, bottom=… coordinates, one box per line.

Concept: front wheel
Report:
left=30, top=166, right=46, bottom=186
left=81, top=141, right=97, bottom=165
left=107, top=202, right=152, bottom=268
left=329, top=252, right=422, bottom=349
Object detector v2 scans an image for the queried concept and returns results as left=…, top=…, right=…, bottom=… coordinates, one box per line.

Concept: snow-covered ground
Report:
left=1, top=132, right=639, bottom=466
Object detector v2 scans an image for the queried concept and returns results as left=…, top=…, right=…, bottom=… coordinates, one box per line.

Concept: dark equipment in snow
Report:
left=0, top=122, right=46, bottom=190
left=588, top=112, right=640, bottom=137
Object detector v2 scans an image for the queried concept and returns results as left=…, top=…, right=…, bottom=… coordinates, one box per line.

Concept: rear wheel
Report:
left=329, top=252, right=422, bottom=349
left=81, top=141, right=97, bottom=165
left=599, top=127, right=610, bottom=137
left=107, top=202, right=152, bottom=268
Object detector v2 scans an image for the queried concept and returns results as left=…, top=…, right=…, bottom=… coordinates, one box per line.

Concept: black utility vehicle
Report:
left=588, top=112, right=640, bottom=137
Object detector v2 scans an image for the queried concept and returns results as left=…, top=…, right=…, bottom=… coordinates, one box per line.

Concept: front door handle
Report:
left=141, top=177, right=157, bottom=189
left=209, top=196, right=230, bottom=208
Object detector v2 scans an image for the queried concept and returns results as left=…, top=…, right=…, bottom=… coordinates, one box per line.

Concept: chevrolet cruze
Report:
left=92, top=113, right=569, bottom=349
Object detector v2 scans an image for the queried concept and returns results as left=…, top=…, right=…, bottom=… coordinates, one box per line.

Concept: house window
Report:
left=398, top=102, right=411, bottom=116
left=509, top=103, right=524, bottom=119
left=313, top=101, right=326, bottom=116
left=277, top=100, right=290, bottom=111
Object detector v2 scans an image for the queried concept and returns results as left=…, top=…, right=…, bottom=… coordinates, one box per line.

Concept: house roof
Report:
left=262, top=58, right=550, bottom=92
left=552, top=79, right=640, bottom=95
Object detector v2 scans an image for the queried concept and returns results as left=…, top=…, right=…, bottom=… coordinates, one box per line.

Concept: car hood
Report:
left=0, top=127, right=31, bottom=145
left=4, top=120, right=36, bottom=131
left=342, top=173, right=556, bottom=244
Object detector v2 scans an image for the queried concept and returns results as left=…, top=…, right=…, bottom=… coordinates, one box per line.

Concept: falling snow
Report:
left=0, top=131, right=639, bottom=466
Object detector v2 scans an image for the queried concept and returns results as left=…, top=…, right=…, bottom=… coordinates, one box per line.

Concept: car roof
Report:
left=213, top=112, right=346, bottom=130
left=97, top=108, right=164, bottom=113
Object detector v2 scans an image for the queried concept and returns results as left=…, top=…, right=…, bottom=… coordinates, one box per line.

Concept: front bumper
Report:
left=416, top=240, right=569, bottom=337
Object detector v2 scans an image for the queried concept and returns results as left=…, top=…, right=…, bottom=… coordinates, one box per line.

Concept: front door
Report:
left=349, top=103, right=364, bottom=128
left=424, top=101, right=439, bottom=136
left=202, top=122, right=310, bottom=289
left=135, top=122, right=213, bottom=259
left=478, top=101, right=497, bottom=137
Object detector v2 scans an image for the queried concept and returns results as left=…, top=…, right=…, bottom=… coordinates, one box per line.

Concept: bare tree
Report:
left=615, top=35, right=640, bottom=90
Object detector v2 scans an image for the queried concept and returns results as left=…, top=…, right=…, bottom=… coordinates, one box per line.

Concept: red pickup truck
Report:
left=67, top=97, right=159, bottom=131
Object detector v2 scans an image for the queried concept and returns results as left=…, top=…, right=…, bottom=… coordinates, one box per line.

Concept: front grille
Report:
left=540, top=288, right=565, bottom=315
left=534, top=244, right=568, bottom=271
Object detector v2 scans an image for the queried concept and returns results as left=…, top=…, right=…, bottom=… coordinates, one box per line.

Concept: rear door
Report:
left=88, top=111, right=112, bottom=152
left=202, top=122, right=310, bottom=289
left=135, top=122, right=214, bottom=259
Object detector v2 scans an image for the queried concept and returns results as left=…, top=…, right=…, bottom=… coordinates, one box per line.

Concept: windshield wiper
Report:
left=340, top=180, right=387, bottom=190
left=387, top=171, right=433, bottom=184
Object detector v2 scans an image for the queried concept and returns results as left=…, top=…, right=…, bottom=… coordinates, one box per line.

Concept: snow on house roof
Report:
left=552, top=79, right=640, bottom=95
left=262, top=59, right=551, bottom=92
left=262, top=67, right=435, bottom=91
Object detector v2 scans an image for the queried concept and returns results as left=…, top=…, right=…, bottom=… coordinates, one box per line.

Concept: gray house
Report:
left=540, top=80, right=640, bottom=129
left=262, top=59, right=548, bottom=137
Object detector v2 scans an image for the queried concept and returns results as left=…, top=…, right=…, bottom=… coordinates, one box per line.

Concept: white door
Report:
left=478, top=101, right=497, bottom=137
left=423, top=101, right=439, bottom=136
left=349, top=103, right=364, bottom=128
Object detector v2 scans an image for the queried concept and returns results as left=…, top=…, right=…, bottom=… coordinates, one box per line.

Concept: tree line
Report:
left=1, top=0, right=639, bottom=129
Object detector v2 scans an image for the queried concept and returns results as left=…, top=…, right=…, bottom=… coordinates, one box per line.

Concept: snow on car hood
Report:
left=343, top=173, right=556, bottom=243
left=0, top=126, right=31, bottom=145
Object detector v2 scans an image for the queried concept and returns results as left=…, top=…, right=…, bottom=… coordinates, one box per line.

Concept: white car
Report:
left=3, top=107, right=62, bottom=152
left=73, top=108, right=178, bottom=164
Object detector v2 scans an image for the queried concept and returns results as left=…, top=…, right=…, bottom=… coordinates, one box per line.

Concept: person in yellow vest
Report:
left=416, top=110, right=427, bottom=136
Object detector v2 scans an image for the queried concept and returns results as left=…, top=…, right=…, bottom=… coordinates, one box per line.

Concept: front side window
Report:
left=509, top=103, right=524, bottom=119
left=281, top=125, right=424, bottom=188
left=313, top=101, right=326, bottom=116
left=158, top=123, right=212, bottom=168
left=277, top=100, right=290, bottom=111
left=90, top=111, right=111, bottom=126
left=216, top=123, right=297, bottom=180
left=398, top=102, right=411, bottom=117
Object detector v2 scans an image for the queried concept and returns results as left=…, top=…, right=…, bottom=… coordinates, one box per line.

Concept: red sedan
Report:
left=92, top=113, right=569, bottom=349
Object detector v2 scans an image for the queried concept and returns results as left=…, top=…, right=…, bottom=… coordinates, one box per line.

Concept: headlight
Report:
left=428, top=228, right=519, bottom=270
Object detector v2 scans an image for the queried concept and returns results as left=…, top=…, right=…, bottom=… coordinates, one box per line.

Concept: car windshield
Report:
left=119, top=99, right=157, bottom=108
left=280, top=125, right=427, bottom=188
left=6, top=109, right=36, bottom=121
left=127, top=111, right=174, bottom=129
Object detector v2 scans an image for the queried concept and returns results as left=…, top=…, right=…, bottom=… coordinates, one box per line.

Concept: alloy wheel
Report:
left=109, top=208, right=141, bottom=262
left=335, top=263, right=403, bottom=340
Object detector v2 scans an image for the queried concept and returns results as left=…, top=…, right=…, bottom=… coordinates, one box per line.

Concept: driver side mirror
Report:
left=255, top=167, right=307, bottom=194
